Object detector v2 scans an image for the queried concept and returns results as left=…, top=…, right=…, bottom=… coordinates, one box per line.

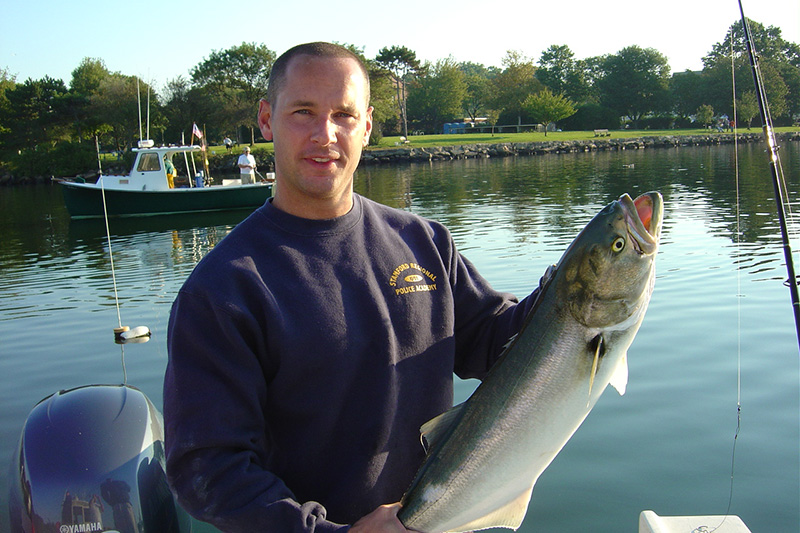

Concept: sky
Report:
left=1, top=0, right=798, bottom=97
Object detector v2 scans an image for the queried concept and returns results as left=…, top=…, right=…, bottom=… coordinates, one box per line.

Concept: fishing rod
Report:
left=738, top=0, right=800, bottom=353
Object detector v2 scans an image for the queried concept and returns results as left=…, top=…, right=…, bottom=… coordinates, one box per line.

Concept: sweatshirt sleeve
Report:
left=449, top=248, right=540, bottom=380
left=163, top=289, right=349, bottom=533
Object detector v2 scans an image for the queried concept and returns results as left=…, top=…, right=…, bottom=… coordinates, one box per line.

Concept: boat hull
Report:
left=61, top=181, right=273, bottom=218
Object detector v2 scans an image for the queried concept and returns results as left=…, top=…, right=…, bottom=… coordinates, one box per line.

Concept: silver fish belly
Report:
left=398, top=192, right=664, bottom=533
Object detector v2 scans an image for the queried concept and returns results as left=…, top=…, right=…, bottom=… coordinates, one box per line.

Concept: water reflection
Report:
left=0, top=142, right=798, bottom=532
left=356, top=142, right=800, bottom=249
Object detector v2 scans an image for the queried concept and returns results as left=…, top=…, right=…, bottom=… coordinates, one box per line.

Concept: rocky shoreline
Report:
left=360, top=132, right=800, bottom=164
left=2, top=132, right=798, bottom=186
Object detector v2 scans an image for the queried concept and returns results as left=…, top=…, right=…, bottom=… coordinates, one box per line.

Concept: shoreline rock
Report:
left=3, top=132, right=798, bottom=186
left=359, top=132, right=800, bottom=165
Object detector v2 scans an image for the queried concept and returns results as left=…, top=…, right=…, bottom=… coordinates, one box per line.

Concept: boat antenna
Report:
left=146, top=81, right=151, bottom=141
left=137, top=77, right=143, bottom=143
left=738, top=0, right=800, bottom=353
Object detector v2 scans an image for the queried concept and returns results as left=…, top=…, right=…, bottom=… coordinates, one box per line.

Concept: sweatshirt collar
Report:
left=257, top=194, right=364, bottom=237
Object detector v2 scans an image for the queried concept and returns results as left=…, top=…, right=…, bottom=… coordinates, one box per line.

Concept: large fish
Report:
left=398, top=192, right=663, bottom=533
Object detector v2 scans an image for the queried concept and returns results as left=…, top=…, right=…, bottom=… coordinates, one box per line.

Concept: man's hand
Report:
left=350, top=503, right=412, bottom=532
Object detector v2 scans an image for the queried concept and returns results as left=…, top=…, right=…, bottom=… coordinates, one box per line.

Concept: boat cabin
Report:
left=97, top=144, right=203, bottom=191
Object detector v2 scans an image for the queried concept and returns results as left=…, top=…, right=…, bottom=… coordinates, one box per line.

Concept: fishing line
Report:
left=703, top=27, right=745, bottom=533
left=722, top=26, right=743, bottom=527
left=101, top=181, right=129, bottom=385
left=100, top=180, right=124, bottom=331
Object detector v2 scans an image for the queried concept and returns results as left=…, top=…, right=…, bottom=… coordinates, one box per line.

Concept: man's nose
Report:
left=310, top=115, right=337, bottom=145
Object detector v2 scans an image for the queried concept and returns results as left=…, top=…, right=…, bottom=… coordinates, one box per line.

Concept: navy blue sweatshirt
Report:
left=163, top=194, right=538, bottom=531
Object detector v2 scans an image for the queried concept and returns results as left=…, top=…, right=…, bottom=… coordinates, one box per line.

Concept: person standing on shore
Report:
left=163, top=41, right=539, bottom=532
left=237, top=146, right=256, bottom=184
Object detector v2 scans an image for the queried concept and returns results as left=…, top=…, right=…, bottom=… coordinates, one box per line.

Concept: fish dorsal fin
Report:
left=446, top=483, right=534, bottom=532
left=610, top=353, right=629, bottom=395
left=420, top=404, right=465, bottom=453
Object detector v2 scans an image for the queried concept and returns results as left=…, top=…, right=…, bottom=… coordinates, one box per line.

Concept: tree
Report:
left=735, top=91, right=759, bottom=128
left=492, top=50, right=542, bottom=129
left=375, top=46, right=421, bottom=139
left=162, top=76, right=224, bottom=144
left=88, top=74, right=163, bottom=152
left=703, top=18, right=800, bottom=70
left=702, top=18, right=799, bottom=120
left=191, top=42, right=276, bottom=144
left=459, top=62, right=497, bottom=125
left=696, top=104, right=714, bottom=128
left=522, top=88, right=576, bottom=136
left=536, top=45, right=591, bottom=104
left=670, top=70, right=706, bottom=120
left=57, top=58, right=113, bottom=142
left=0, top=68, right=16, bottom=144
left=70, top=57, right=110, bottom=96
left=597, top=45, right=671, bottom=126
left=2, top=76, right=69, bottom=151
left=407, top=57, right=467, bottom=133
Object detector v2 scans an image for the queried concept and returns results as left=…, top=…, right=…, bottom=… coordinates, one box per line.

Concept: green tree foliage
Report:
left=703, top=18, right=800, bottom=70
left=0, top=68, right=16, bottom=141
left=536, top=45, right=591, bottom=104
left=407, top=57, right=468, bottom=132
left=459, top=62, right=498, bottom=124
left=670, top=70, right=706, bottom=120
left=191, top=42, right=276, bottom=144
left=375, top=45, right=421, bottom=138
left=53, top=57, right=113, bottom=142
left=735, top=91, right=759, bottom=128
left=696, top=104, right=714, bottom=127
left=162, top=76, right=224, bottom=144
left=70, top=57, right=110, bottom=96
left=522, top=88, right=576, bottom=136
left=701, top=18, right=799, bottom=120
left=597, top=46, right=671, bottom=126
left=492, top=50, right=542, bottom=127
left=2, top=76, right=69, bottom=151
left=88, top=74, right=162, bottom=152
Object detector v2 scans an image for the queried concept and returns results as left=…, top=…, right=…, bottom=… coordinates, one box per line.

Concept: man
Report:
left=164, top=155, right=176, bottom=189
left=164, top=42, right=539, bottom=532
left=237, top=146, right=256, bottom=184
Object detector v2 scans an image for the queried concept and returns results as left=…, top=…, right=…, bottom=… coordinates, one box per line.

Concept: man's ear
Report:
left=257, top=99, right=273, bottom=141
left=363, top=106, right=374, bottom=147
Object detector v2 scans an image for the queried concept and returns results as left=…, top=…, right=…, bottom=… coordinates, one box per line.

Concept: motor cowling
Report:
left=8, top=384, right=190, bottom=533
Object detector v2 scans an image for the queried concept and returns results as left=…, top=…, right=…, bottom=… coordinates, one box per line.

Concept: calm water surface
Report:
left=1, top=142, right=799, bottom=532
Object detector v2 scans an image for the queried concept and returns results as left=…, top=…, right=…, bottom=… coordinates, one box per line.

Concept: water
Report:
left=1, top=142, right=799, bottom=532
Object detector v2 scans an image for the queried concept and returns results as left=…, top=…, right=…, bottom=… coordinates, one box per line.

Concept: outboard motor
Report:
left=8, top=384, right=191, bottom=533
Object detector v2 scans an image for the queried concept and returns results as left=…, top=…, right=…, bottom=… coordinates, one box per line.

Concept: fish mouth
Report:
left=619, top=192, right=663, bottom=254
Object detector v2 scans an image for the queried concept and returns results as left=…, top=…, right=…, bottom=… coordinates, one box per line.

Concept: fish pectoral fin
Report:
left=420, top=403, right=465, bottom=453
left=447, top=484, right=534, bottom=532
left=610, top=353, right=629, bottom=395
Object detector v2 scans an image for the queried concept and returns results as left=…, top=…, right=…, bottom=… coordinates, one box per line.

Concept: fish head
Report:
left=558, top=191, right=663, bottom=329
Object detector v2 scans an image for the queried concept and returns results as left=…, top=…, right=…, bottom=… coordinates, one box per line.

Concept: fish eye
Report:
left=611, top=236, right=625, bottom=252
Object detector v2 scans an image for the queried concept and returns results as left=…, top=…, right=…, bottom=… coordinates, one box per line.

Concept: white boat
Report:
left=58, top=141, right=272, bottom=219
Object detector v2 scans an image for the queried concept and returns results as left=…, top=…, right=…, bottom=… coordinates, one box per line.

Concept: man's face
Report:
left=258, top=55, right=373, bottom=219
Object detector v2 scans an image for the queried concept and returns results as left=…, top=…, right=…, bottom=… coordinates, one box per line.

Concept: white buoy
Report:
left=114, top=325, right=151, bottom=344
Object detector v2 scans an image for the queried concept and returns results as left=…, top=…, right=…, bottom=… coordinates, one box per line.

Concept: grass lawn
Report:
left=203, top=127, right=798, bottom=154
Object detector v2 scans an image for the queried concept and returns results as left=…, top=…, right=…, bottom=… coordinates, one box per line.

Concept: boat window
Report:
left=136, top=153, right=162, bottom=172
